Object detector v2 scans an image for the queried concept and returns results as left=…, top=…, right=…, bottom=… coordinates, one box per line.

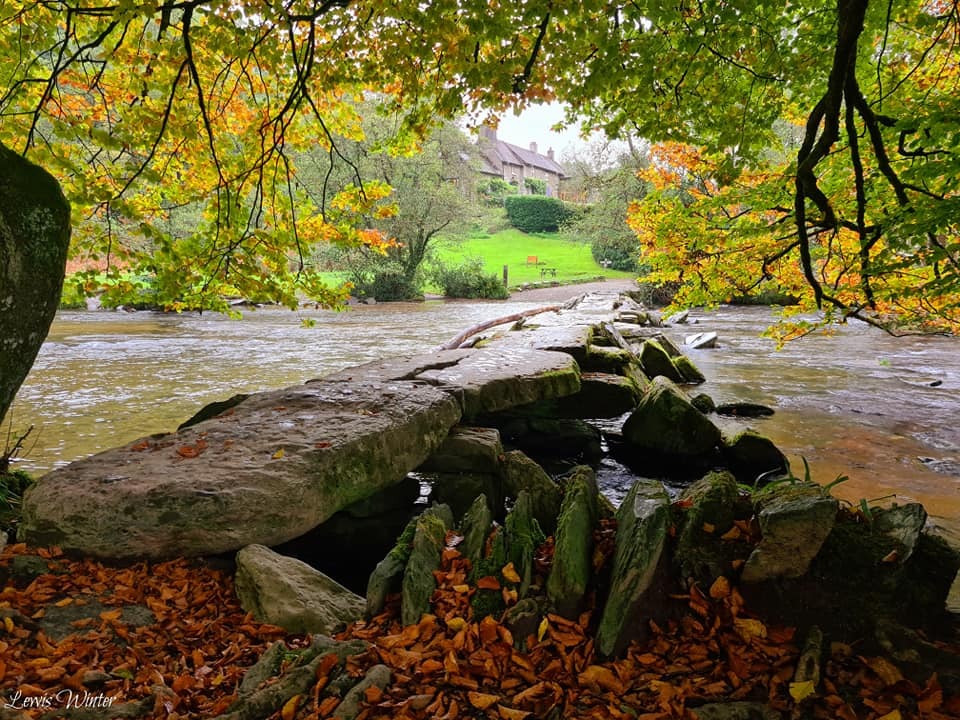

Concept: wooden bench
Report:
left=540, top=267, right=557, bottom=280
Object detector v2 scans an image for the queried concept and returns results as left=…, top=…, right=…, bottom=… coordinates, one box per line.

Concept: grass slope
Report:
left=434, top=228, right=636, bottom=287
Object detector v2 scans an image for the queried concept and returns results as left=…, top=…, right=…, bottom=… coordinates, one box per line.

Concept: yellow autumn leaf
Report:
left=272, top=448, right=285, bottom=459
left=3, top=616, right=14, bottom=633
left=733, top=617, right=767, bottom=642
left=501, top=562, right=521, bottom=584
left=789, top=680, right=816, bottom=702
left=877, top=711, right=902, bottom=720
left=708, top=575, right=731, bottom=599
left=537, top=616, right=549, bottom=642
left=280, top=693, right=302, bottom=720
left=446, top=616, right=467, bottom=632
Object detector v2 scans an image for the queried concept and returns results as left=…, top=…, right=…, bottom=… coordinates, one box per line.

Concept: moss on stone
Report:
left=546, top=466, right=599, bottom=618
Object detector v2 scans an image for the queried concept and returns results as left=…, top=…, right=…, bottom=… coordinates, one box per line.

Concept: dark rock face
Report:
left=0, top=143, right=71, bottom=426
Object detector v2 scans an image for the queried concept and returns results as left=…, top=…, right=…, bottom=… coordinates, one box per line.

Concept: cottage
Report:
left=477, top=126, right=568, bottom=197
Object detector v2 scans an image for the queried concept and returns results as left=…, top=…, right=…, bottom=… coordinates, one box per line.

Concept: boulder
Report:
left=672, top=354, right=706, bottom=384
left=322, top=347, right=581, bottom=420
left=684, top=331, right=718, bottom=349
left=559, top=372, right=643, bottom=417
left=741, top=484, right=838, bottom=584
left=401, top=506, right=452, bottom=625
left=622, top=377, right=722, bottom=458
left=596, top=479, right=672, bottom=657
left=579, top=345, right=636, bottom=374
left=366, top=515, right=418, bottom=617
left=499, top=451, right=562, bottom=535
left=721, top=430, right=789, bottom=486
left=674, top=471, right=746, bottom=586
left=459, top=494, right=493, bottom=566
left=426, top=471, right=502, bottom=521
left=20, top=381, right=461, bottom=559
left=489, top=324, right=594, bottom=366
left=0, top=143, right=72, bottom=428
left=505, top=491, right=545, bottom=598
left=665, top=310, right=690, bottom=325
left=235, top=544, right=365, bottom=635
left=419, top=426, right=503, bottom=474
left=638, top=340, right=685, bottom=383
left=547, top=466, right=599, bottom=618
left=715, top=402, right=775, bottom=418
left=495, top=415, right=604, bottom=464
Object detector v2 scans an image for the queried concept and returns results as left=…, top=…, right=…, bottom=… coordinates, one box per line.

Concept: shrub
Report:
left=349, top=262, right=421, bottom=301
left=481, top=178, right=514, bottom=205
left=430, top=259, right=510, bottom=299
left=589, top=234, right=641, bottom=272
left=503, top=195, right=574, bottom=233
left=523, top=177, right=547, bottom=195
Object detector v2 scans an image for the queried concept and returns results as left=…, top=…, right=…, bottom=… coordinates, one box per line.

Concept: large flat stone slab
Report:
left=322, top=347, right=580, bottom=419
left=19, top=381, right=461, bottom=559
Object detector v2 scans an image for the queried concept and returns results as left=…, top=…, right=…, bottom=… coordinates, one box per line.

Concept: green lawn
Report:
left=433, top=228, right=636, bottom=286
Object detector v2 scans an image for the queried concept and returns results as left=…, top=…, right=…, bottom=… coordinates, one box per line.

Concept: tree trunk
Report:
left=0, top=142, right=71, bottom=429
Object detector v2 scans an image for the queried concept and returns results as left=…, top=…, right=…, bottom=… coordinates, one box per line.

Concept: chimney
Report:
left=547, top=148, right=555, bottom=160
left=480, top=125, right=497, bottom=141
left=529, top=141, right=538, bottom=154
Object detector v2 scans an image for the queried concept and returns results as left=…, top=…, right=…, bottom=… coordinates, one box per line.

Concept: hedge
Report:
left=503, top=195, right=574, bottom=233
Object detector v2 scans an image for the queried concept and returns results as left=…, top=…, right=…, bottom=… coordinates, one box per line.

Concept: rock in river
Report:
left=19, top=381, right=461, bottom=559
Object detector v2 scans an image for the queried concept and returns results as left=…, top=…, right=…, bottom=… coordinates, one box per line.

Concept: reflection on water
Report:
left=10, top=302, right=960, bottom=545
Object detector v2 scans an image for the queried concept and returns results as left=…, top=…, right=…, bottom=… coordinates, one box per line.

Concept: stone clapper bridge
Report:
left=18, top=291, right=960, bottom=708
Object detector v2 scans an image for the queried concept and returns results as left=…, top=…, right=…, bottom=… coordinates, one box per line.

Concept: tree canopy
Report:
left=1, top=0, right=958, bottom=334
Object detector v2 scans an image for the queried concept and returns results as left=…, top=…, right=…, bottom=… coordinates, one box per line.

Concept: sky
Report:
left=491, top=103, right=593, bottom=160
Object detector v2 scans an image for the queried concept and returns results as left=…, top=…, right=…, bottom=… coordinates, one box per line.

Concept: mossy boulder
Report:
left=741, top=484, right=837, bottom=584
left=546, top=466, right=599, bottom=618
left=471, top=525, right=508, bottom=619
left=674, top=471, right=746, bottom=587
left=500, top=451, right=562, bottom=535
left=622, top=377, right=722, bottom=458
left=596, top=479, right=673, bottom=657
left=459, top=494, right=493, bottom=567
left=401, top=506, right=453, bottom=625
left=419, top=426, right=503, bottom=474
left=549, top=372, right=643, bottom=418
left=672, top=355, right=706, bottom=384
left=638, top=340, right=685, bottom=383
left=426, top=471, right=502, bottom=521
left=505, top=491, right=545, bottom=598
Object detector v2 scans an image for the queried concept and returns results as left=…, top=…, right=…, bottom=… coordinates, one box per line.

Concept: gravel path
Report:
left=508, top=278, right=639, bottom=303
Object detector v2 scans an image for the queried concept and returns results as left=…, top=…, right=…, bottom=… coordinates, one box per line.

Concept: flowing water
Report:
left=9, top=301, right=960, bottom=548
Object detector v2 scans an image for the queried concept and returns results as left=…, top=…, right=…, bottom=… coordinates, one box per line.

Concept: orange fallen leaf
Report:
left=477, top=576, right=501, bottom=590
left=468, top=691, right=500, bottom=710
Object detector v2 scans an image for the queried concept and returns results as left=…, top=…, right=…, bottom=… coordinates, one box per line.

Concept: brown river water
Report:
left=9, top=299, right=960, bottom=554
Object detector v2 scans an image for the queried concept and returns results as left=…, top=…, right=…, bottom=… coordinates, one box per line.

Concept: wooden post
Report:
left=502, top=265, right=509, bottom=287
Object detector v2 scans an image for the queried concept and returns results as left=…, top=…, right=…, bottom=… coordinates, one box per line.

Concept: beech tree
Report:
left=1, top=0, right=958, bottom=425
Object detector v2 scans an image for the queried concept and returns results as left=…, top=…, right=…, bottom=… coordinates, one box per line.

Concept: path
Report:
left=509, top=278, right=639, bottom=303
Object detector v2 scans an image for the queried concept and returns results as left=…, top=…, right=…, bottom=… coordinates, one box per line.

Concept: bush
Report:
left=349, top=262, right=422, bottom=301
left=481, top=178, right=514, bottom=205
left=430, top=259, right=509, bottom=299
left=503, top=195, right=574, bottom=233
left=589, top=234, right=640, bottom=272
left=523, top=177, right=547, bottom=195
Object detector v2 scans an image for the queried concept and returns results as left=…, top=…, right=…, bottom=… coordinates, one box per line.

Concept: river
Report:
left=8, top=299, right=959, bottom=547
